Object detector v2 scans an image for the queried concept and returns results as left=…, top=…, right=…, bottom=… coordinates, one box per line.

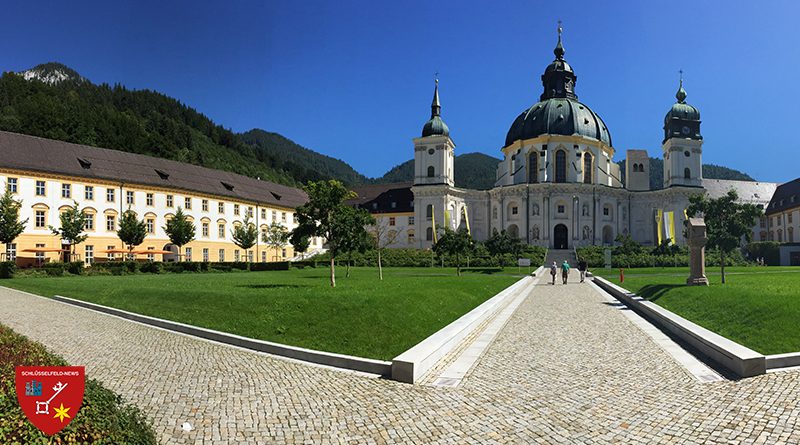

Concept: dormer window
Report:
left=155, top=169, right=169, bottom=180
left=221, top=182, right=234, bottom=191
left=270, top=192, right=281, bottom=201
left=77, top=158, right=92, bottom=169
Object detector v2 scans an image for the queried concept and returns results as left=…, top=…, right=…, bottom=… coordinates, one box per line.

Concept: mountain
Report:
left=0, top=62, right=758, bottom=193
left=240, top=129, right=368, bottom=186
left=617, top=157, right=755, bottom=190
left=19, top=62, right=86, bottom=85
left=376, top=152, right=501, bottom=190
left=1, top=63, right=299, bottom=185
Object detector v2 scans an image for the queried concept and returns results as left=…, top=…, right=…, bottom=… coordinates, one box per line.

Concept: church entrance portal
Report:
left=553, top=224, right=568, bottom=249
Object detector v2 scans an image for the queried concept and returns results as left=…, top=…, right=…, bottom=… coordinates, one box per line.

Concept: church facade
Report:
left=398, top=30, right=772, bottom=250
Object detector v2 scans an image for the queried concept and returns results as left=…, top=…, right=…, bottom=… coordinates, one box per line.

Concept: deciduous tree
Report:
left=687, top=190, right=762, bottom=284
left=0, top=186, right=27, bottom=256
left=117, top=209, right=147, bottom=259
left=49, top=201, right=88, bottom=262
left=231, top=214, right=258, bottom=265
left=433, top=226, right=475, bottom=276
left=163, top=207, right=195, bottom=261
left=263, top=222, right=289, bottom=262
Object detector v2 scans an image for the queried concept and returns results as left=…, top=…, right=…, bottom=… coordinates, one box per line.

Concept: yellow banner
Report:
left=444, top=209, right=451, bottom=230
left=666, top=211, right=675, bottom=245
left=656, top=209, right=664, bottom=245
left=463, top=206, right=471, bottom=235
left=431, top=205, right=438, bottom=244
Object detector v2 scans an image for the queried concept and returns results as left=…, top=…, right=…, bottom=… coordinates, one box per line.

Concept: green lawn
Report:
left=593, top=266, right=800, bottom=354
left=2, top=267, right=520, bottom=360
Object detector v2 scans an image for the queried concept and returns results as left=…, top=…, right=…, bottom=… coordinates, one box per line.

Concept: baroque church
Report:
left=403, top=27, right=764, bottom=250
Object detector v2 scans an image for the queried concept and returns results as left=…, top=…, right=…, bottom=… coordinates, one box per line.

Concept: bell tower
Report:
left=662, top=73, right=703, bottom=188
left=413, top=78, right=455, bottom=186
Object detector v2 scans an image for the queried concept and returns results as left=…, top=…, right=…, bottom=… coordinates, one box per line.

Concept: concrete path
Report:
left=1, top=281, right=799, bottom=444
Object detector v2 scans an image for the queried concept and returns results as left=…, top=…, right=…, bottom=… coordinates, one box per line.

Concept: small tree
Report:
left=336, top=206, right=374, bottom=278
left=231, top=214, right=258, bottom=265
left=163, top=207, right=195, bottom=261
left=117, top=209, right=147, bottom=259
left=291, top=180, right=370, bottom=287
left=433, top=226, right=475, bottom=276
left=0, top=186, right=27, bottom=259
left=263, top=222, right=290, bottom=261
left=484, top=229, right=522, bottom=268
left=372, top=217, right=399, bottom=280
left=687, top=190, right=762, bottom=284
left=49, top=201, right=88, bottom=262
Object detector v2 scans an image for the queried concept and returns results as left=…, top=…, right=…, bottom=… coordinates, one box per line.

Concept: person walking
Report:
left=578, top=257, right=588, bottom=283
left=561, top=259, right=570, bottom=284
left=549, top=261, right=558, bottom=285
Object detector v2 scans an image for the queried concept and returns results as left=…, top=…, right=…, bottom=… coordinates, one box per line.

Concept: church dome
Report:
left=505, top=98, right=611, bottom=147
left=504, top=24, right=612, bottom=148
left=664, top=82, right=700, bottom=123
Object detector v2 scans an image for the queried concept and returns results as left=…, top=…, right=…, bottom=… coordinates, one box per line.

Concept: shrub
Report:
left=746, top=241, right=780, bottom=266
left=139, top=262, right=163, bottom=274
left=0, top=261, right=14, bottom=279
left=42, top=262, right=66, bottom=276
left=291, top=260, right=317, bottom=269
left=249, top=261, right=290, bottom=271
left=0, top=323, right=157, bottom=443
left=66, top=261, right=84, bottom=275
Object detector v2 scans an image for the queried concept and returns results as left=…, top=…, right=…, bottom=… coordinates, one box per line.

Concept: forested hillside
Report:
left=0, top=63, right=298, bottom=185
left=376, top=152, right=501, bottom=190
left=617, top=157, right=754, bottom=190
left=240, top=129, right=368, bottom=185
left=0, top=63, right=758, bottom=192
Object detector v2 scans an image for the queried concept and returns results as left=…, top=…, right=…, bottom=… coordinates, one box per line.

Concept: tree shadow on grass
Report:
left=237, top=284, right=309, bottom=289
left=636, top=284, right=685, bottom=302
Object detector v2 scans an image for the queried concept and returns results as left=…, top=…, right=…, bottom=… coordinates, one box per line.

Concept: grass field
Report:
left=593, top=266, right=800, bottom=354
left=2, top=267, right=521, bottom=360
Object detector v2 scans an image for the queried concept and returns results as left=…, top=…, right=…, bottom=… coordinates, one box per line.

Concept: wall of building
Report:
left=0, top=169, right=319, bottom=265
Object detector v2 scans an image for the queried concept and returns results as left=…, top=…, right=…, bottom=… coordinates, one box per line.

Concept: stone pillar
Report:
left=686, top=217, right=710, bottom=286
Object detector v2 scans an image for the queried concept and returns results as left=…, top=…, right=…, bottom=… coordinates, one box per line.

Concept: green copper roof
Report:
left=422, top=79, right=450, bottom=137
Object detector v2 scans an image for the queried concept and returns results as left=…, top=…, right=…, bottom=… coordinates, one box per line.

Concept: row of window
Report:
left=3, top=243, right=287, bottom=263
left=384, top=216, right=413, bottom=226
left=763, top=213, right=796, bottom=228
left=32, top=210, right=283, bottom=241
left=5, top=178, right=290, bottom=221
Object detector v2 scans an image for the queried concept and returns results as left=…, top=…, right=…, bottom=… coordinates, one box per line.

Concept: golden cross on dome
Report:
left=557, top=20, right=562, bottom=37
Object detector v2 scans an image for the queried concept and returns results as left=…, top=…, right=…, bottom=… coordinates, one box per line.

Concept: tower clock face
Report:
left=681, top=126, right=690, bottom=135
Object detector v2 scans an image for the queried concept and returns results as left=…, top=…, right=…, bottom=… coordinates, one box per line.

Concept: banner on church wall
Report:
left=656, top=209, right=664, bottom=245
left=431, top=205, right=438, bottom=243
left=463, top=206, right=471, bottom=235
left=665, top=211, right=676, bottom=245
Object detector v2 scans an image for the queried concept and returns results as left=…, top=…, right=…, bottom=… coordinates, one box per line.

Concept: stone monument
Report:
left=686, top=217, right=709, bottom=286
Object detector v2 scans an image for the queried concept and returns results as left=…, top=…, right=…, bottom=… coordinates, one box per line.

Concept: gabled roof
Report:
left=0, top=131, right=307, bottom=209
left=347, top=182, right=414, bottom=214
left=765, top=177, right=800, bottom=215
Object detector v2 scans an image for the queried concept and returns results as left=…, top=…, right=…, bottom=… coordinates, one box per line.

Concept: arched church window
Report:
left=529, top=152, right=538, bottom=183
left=555, top=150, right=567, bottom=183
left=426, top=227, right=433, bottom=241
left=427, top=166, right=435, bottom=178
left=684, top=168, right=691, bottom=179
left=632, top=163, right=638, bottom=173
left=583, top=153, right=593, bottom=184
left=426, top=204, right=433, bottom=219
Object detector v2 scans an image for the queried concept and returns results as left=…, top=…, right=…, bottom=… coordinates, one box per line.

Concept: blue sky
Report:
left=1, top=0, right=798, bottom=182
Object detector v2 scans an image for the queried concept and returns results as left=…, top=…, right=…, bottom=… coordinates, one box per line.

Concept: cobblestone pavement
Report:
left=1, top=282, right=799, bottom=444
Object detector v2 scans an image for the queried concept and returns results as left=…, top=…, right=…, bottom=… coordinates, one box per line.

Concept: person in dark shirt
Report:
left=577, top=258, right=588, bottom=283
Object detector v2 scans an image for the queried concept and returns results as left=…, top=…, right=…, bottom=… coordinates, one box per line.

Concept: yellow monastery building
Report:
left=0, top=131, right=316, bottom=265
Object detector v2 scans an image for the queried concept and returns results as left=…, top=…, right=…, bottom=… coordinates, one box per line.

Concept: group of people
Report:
left=549, top=258, right=588, bottom=285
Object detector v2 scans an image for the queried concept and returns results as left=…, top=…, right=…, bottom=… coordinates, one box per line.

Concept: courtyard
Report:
left=593, top=266, right=800, bottom=355
left=1, top=267, right=519, bottom=360
left=1, top=271, right=798, bottom=444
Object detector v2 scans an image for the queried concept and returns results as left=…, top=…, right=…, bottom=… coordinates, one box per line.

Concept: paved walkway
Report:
left=1, top=281, right=799, bottom=444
